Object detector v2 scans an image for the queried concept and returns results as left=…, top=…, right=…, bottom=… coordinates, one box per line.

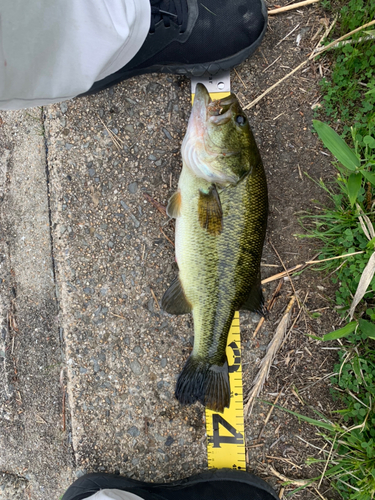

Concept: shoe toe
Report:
left=152, top=0, right=267, bottom=66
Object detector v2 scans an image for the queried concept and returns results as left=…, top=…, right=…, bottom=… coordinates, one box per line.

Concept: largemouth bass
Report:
left=162, top=84, right=268, bottom=413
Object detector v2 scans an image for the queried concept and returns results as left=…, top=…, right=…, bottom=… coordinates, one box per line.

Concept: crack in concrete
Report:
left=0, top=108, right=75, bottom=498
left=41, top=108, right=58, bottom=286
left=41, top=107, right=77, bottom=470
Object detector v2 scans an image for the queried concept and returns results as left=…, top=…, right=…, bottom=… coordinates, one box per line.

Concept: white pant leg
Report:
left=84, top=488, right=145, bottom=500
left=0, top=0, right=151, bottom=110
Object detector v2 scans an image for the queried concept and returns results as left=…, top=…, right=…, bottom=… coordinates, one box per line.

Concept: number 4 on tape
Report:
left=205, top=312, right=246, bottom=470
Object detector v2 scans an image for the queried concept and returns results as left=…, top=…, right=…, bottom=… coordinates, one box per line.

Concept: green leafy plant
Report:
left=313, top=120, right=375, bottom=207
left=299, top=121, right=375, bottom=326
left=293, top=3, right=375, bottom=498
left=295, top=121, right=375, bottom=497
left=318, top=0, right=375, bottom=143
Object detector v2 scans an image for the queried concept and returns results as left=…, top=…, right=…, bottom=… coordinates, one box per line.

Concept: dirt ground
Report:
left=229, top=4, right=343, bottom=497
left=0, top=2, right=348, bottom=499
left=230, top=4, right=343, bottom=498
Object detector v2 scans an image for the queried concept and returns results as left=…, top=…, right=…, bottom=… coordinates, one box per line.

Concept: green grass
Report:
left=295, top=126, right=375, bottom=500
left=299, top=205, right=374, bottom=315
left=298, top=124, right=375, bottom=317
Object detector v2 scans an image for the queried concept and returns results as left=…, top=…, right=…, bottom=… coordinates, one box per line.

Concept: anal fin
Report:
left=240, top=286, right=265, bottom=316
left=240, top=273, right=266, bottom=316
left=198, top=185, right=223, bottom=236
left=161, top=276, right=192, bottom=315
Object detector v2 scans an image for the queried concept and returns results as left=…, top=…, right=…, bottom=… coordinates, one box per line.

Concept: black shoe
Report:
left=83, top=0, right=267, bottom=96
left=62, top=469, right=279, bottom=500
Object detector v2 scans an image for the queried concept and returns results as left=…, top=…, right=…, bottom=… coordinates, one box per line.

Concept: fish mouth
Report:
left=194, top=84, right=240, bottom=159
left=207, top=94, right=238, bottom=125
left=193, top=83, right=238, bottom=126
left=194, top=82, right=211, bottom=107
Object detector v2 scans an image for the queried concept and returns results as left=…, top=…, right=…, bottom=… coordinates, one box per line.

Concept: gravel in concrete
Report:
left=0, top=109, right=73, bottom=499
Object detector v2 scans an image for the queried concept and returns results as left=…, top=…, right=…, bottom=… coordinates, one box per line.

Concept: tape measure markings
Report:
left=205, top=311, right=246, bottom=470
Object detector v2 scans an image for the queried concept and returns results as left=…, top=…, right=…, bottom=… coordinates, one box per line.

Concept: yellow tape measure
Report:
left=205, top=312, right=246, bottom=469
left=191, top=92, right=230, bottom=104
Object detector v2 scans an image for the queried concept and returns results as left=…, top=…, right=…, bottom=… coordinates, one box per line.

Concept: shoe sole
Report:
left=62, top=469, right=279, bottom=500
left=82, top=1, right=268, bottom=96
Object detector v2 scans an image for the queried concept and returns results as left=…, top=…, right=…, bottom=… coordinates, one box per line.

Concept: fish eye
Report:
left=235, top=115, right=246, bottom=125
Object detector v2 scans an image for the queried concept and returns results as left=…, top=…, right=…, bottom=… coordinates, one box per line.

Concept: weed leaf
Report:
left=323, top=321, right=358, bottom=341
left=363, top=135, right=375, bottom=148
left=347, top=173, right=363, bottom=206
left=359, top=319, right=375, bottom=340
left=268, top=403, right=337, bottom=431
left=363, top=170, right=375, bottom=185
left=349, top=252, right=375, bottom=319
left=352, top=356, right=362, bottom=383
left=313, top=120, right=360, bottom=171
left=367, top=237, right=375, bottom=250
left=357, top=204, right=375, bottom=240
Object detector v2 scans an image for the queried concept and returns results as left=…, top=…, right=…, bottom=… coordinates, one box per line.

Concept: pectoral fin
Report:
left=166, top=190, right=181, bottom=218
left=198, top=185, right=223, bottom=236
left=161, top=276, right=192, bottom=315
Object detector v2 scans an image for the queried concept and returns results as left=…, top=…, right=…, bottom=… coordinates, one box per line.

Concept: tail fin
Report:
left=175, top=356, right=230, bottom=413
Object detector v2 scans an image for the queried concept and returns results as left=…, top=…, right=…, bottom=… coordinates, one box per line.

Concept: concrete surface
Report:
left=45, top=77, right=209, bottom=485
left=0, top=3, right=335, bottom=499
left=0, top=109, right=73, bottom=499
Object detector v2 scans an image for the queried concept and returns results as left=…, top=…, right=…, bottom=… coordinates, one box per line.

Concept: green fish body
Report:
left=162, top=84, right=268, bottom=413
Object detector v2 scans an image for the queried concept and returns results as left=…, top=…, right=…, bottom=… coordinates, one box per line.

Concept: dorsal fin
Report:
left=198, top=185, right=223, bottom=236
left=166, top=191, right=181, bottom=218
left=161, top=276, right=192, bottom=315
